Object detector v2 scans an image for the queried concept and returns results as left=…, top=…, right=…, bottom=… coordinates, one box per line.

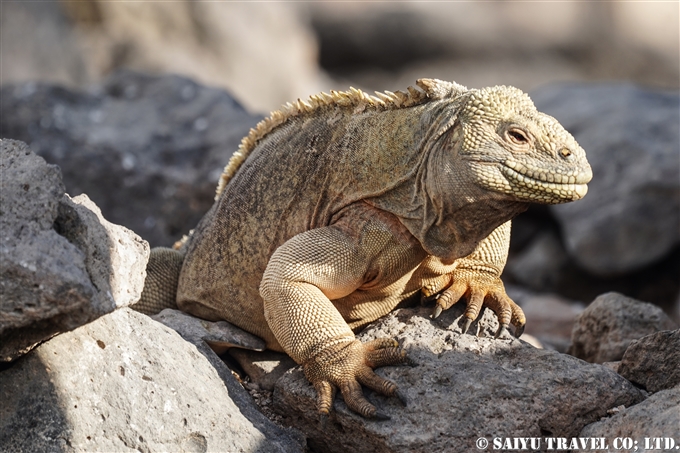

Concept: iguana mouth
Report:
left=501, top=159, right=590, bottom=199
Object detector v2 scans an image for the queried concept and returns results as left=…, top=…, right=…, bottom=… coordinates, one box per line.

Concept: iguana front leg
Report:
left=427, top=221, right=526, bottom=338
left=260, top=225, right=411, bottom=419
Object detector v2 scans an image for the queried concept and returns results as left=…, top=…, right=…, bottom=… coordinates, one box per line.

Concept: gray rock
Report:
left=515, top=333, right=543, bottom=349
left=152, top=309, right=297, bottom=392
left=152, top=308, right=266, bottom=353
left=580, top=388, right=680, bottom=440
left=2, top=1, right=327, bottom=113
left=532, top=84, right=680, bottom=276
left=0, top=140, right=148, bottom=361
left=618, top=329, right=680, bottom=392
left=602, top=361, right=621, bottom=373
left=0, top=71, right=262, bottom=247
left=273, top=304, right=644, bottom=453
left=569, top=292, right=678, bottom=363
left=0, top=308, right=305, bottom=453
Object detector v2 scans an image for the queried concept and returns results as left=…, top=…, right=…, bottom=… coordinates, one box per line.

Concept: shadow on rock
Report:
left=0, top=354, right=69, bottom=452
left=0, top=139, right=148, bottom=361
left=0, top=309, right=305, bottom=452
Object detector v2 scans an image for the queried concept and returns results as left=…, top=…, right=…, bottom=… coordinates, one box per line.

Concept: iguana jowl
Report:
left=137, top=79, right=592, bottom=419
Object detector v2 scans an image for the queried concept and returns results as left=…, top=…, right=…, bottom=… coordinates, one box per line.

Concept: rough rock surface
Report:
left=580, top=388, right=680, bottom=440
left=273, top=304, right=644, bottom=453
left=569, top=292, right=677, bottom=363
left=0, top=308, right=305, bottom=453
left=618, top=329, right=680, bottom=392
left=0, top=139, right=148, bottom=361
left=533, top=84, right=680, bottom=276
left=0, top=71, right=262, bottom=247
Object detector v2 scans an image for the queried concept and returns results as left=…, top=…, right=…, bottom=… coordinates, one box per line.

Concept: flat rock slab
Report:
left=0, top=308, right=304, bottom=453
left=0, top=139, right=148, bottom=361
left=274, top=305, right=644, bottom=453
left=618, top=329, right=680, bottom=392
left=569, top=292, right=678, bottom=364
left=152, top=308, right=266, bottom=352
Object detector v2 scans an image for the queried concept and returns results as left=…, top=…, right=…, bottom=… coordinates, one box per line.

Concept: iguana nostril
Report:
left=559, top=148, right=573, bottom=159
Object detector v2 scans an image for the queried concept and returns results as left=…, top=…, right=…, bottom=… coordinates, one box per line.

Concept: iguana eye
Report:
left=506, top=128, right=529, bottom=145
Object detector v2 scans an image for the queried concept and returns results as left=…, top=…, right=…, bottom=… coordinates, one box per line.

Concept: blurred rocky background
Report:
left=2, top=3, right=679, bottom=450
left=1, top=1, right=679, bottom=333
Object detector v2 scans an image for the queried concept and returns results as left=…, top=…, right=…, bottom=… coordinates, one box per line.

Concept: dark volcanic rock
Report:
left=0, top=70, right=262, bottom=247
left=505, top=285, right=584, bottom=352
left=273, top=305, right=644, bottom=453
left=568, top=292, right=677, bottom=364
left=580, top=388, right=680, bottom=441
left=618, top=329, right=680, bottom=392
left=0, top=140, right=148, bottom=361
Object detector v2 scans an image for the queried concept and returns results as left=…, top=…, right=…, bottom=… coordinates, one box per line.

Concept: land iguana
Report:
left=135, top=79, right=592, bottom=419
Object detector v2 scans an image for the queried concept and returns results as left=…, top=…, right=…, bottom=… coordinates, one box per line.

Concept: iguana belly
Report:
left=177, top=191, right=455, bottom=350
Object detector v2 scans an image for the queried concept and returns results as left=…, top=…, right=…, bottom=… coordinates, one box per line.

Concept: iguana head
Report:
left=453, top=85, right=592, bottom=204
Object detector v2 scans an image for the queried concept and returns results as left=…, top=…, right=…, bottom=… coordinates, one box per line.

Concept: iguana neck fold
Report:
left=364, top=99, right=528, bottom=262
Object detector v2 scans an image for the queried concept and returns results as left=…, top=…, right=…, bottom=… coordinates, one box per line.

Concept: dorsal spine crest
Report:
left=215, top=79, right=468, bottom=200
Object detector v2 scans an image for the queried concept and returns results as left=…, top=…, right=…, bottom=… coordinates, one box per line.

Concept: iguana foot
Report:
left=430, top=269, right=525, bottom=338
left=303, top=338, right=412, bottom=419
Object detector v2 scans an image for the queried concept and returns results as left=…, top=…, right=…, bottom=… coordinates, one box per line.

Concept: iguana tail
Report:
left=132, top=247, right=185, bottom=315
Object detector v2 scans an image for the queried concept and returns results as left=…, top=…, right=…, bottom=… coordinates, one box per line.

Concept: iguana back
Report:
left=178, top=96, right=453, bottom=348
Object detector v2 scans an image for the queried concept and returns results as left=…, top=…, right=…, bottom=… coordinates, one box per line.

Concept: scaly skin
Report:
left=135, top=79, right=592, bottom=419
left=135, top=247, right=183, bottom=315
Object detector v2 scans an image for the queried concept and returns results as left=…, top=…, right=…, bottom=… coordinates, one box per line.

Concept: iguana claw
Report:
left=396, top=389, right=409, bottom=407
left=432, top=305, right=443, bottom=319
left=374, top=411, right=391, bottom=421
left=305, top=338, right=411, bottom=419
left=495, top=324, right=509, bottom=339
left=432, top=264, right=526, bottom=339
left=461, top=317, right=473, bottom=334
left=403, top=356, right=418, bottom=367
